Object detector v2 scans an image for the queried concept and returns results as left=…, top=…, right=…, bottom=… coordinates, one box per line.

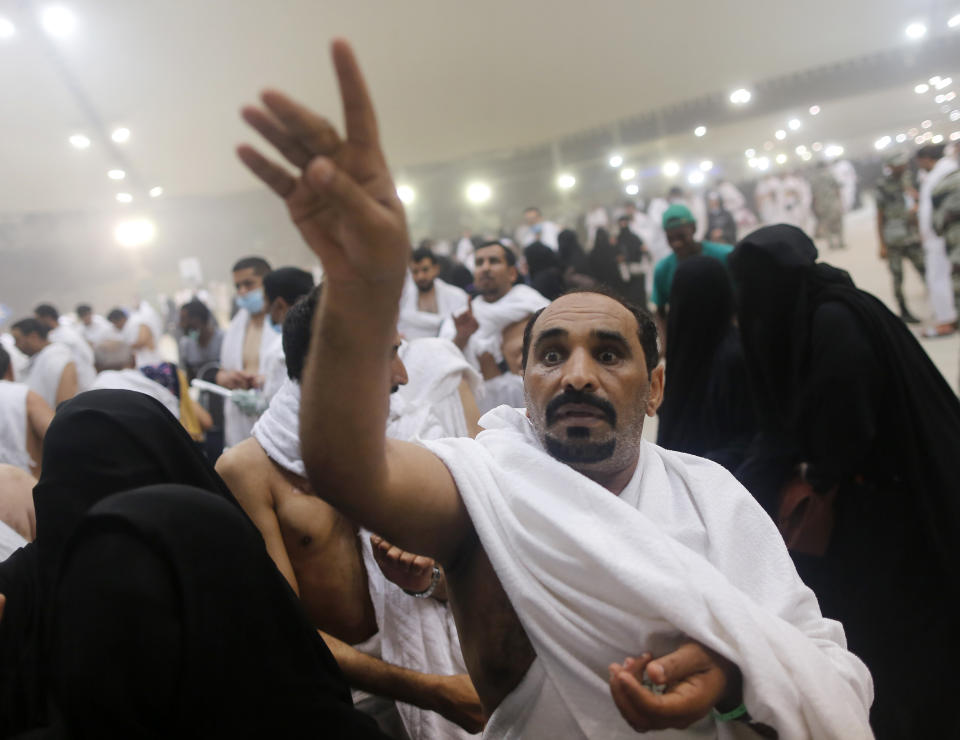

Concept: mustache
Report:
left=545, top=390, right=617, bottom=426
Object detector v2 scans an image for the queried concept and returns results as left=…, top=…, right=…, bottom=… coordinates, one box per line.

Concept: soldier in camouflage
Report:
left=932, top=158, right=960, bottom=323
left=811, top=162, right=845, bottom=250
left=875, top=151, right=925, bottom=323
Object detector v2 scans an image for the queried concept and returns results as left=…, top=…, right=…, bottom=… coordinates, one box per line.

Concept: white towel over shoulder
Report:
left=399, top=274, right=470, bottom=340
left=422, top=406, right=873, bottom=740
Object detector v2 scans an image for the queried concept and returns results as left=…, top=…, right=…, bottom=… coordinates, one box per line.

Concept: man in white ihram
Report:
left=237, top=40, right=873, bottom=739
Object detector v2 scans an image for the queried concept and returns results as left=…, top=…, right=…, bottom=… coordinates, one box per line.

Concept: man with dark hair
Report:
left=261, top=266, right=315, bottom=398
left=0, top=345, right=54, bottom=478
left=34, top=304, right=95, bottom=391
left=105, top=303, right=163, bottom=367
left=516, top=207, right=560, bottom=251
left=10, top=318, right=77, bottom=408
left=238, top=43, right=871, bottom=738
left=217, top=255, right=281, bottom=447
left=74, top=304, right=114, bottom=345
left=399, top=247, right=469, bottom=339
left=917, top=143, right=959, bottom=337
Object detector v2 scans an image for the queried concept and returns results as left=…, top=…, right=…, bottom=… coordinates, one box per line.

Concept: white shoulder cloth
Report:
left=421, top=406, right=873, bottom=740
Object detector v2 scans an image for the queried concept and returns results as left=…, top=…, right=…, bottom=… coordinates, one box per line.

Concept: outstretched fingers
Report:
left=241, top=105, right=315, bottom=169
left=260, top=89, right=344, bottom=159
left=331, top=38, right=380, bottom=148
left=236, top=144, right=297, bottom=198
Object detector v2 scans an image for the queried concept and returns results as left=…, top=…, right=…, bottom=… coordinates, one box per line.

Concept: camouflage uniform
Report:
left=932, top=167, right=960, bottom=312
left=876, top=170, right=925, bottom=305
left=811, top=167, right=844, bottom=249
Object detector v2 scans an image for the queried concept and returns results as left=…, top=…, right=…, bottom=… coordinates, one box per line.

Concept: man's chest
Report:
left=241, top=325, right=262, bottom=372
left=417, top=290, right=439, bottom=314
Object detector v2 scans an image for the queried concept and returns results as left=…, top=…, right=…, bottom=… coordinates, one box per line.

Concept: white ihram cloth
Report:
left=89, top=369, right=180, bottom=420
left=399, top=275, right=470, bottom=340
left=220, top=308, right=282, bottom=448
left=252, top=377, right=472, bottom=740
left=0, top=381, right=33, bottom=474
left=422, top=406, right=874, bottom=740
left=49, top=324, right=96, bottom=391
left=439, top=285, right=549, bottom=370
left=396, top=338, right=481, bottom=437
left=0, top=520, right=27, bottom=562
left=516, top=221, right=561, bottom=251
left=122, top=304, right=165, bottom=368
left=919, top=157, right=960, bottom=324
left=80, top=314, right=117, bottom=346
left=23, top=343, right=73, bottom=408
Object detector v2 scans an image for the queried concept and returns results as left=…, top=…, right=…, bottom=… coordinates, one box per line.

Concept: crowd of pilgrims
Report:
left=1, top=94, right=960, bottom=737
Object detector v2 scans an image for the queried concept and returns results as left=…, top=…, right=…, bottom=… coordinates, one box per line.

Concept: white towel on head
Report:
left=422, top=406, right=874, bottom=740
left=251, top=378, right=305, bottom=478
left=399, top=275, right=470, bottom=340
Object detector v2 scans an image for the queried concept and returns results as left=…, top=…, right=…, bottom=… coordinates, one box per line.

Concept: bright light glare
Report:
left=694, top=125, right=707, bottom=137
left=950, top=131, right=960, bottom=141
left=788, top=118, right=802, bottom=131
left=114, top=218, right=156, bottom=248
left=922, top=119, right=933, bottom=129
left=687, top=171, right=705, bottom=185
left=115, top=193, right=133, bottom=203
left=812, top=142, right=823, bottom=152
left=0, top=17, right=15, bottom=38
left=936, top=94, right=947, bottom=104
left=624, top=183, right=640, bottom=196
left=775, top=129, right=787, bottom=140
left=935, top=77, right=952, bottom=89
left=915, top=83, right=930, bottom=94
left=951, top=110, right=960, bottom=121
left=699, top=160, right=713, bottom=171
left=107, top=169, right=125, bottom=180
left=396, top=184, right=415, bottom=204
left=874, top=136, right=892, bottom=150
left=68, top=134, right=90, bottom=150
left=776, top=154, right=788, bottom=165
left=757, top=157, right=770, bottom=171
left=608, top=154, right=623, bottom=168
left=896, top=133, right=907, bottom=143
left=795, top=145, right=808, bottom=155
left=111, top=127, right=130, bottom=143
left=729, top=88, right=752, bottom=105
left=41, top=5, right=77, bottom=37
left=824, top=144, right=844, bottom=159
left=932, top=134, right=944, bottom=144
left=619, top=167, right=636, bottom=181
left=556, top=173, right=576, bottom=190
left=745, top=148, right=756, bottom=158
left=799, top=151, right=813, bottom=161
left=945, top=91, right=957, bottom=102
left=748, top=158, right=759, bottom=168
left=949, top=14, right=960, bottom=28
left=465, top=182, right=491, bottom=205
left=149, top=186, right=163, bottom=198
left=661, top=161, right=680, bottom=177
left=905, top=22, right=927, bottom=39
left=808, top=105, right=821, bottom=115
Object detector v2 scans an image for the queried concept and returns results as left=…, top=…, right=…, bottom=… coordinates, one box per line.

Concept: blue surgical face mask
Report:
left=235, top=288, right=265, bottom=315
left=267, top=316, right=283, bottom=334
left=187, top=329, right=200, bottom=342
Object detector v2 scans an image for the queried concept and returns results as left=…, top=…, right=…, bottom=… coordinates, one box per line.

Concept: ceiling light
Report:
left=905, top=22, right=927, bottom=40
left=949, top=14, right=960, bottom=28
left=932, top=134, right=945, bottom=144
left=757, top=157, right=770, bottom=171
left=824, top=144, right=844, bottom=159
left=465, top=182, right=491, bottom=205
left=68, top=133, right=90, bottom=150
left=608, top=154, right=623, bottom=168
left=556, top=173, right=576, bottom=190
left=694, top=125, right=707, bottom=137
left=922, top=119, right=933, bottom=129
left=149, top=186, right=163, bottom=198
left=935, top=77, right=953, bottom=89
left=874, top=136, right=892, bottom=150
left=800, top=151, right=812, bottom=161
left=107, top=169, right=125, bottom=180
left=788, top=118, right=802, bottom=131
left=41, top=5, right=77, bottom=38
left=624, top=183, right=640, bottom=196
left=950, top=131, right=960, bottom=141
left=936, top=94, right=947, bottom=104
left=915, top=83, right=930, bottom=94
left=951, top=110, right=960, bottom=121
left=396, top=184, right=415, bottom=204
left=808, top=105, right=820, bottom=115
left=687, top=171, right=705, bottom=185
left=795, top=145, right=808, bottom=155
left=0, top=17, right=15, bottom=39
left=114, top=218, right=156, bottom=248
left=111, top=127, right=130, bottom=144
left=619, top=167, right=636, bottom=181
left=745, top=148, right=756, bottom=158
left=812, top=142, right=823, bottom=152
left=908, top=127, right=919, bottom=136
left=115, top=193, right=133, bottom=204
left=661, top=161, right=680, bottom=177
left=896, top=133, right=907, bottom=143
left=699, top=160, right=713, bottom=171
left=944, top=91, right=956, bottom=102
left=729, top=88, right=752, bottom=105
left=748, top=158, right=759, bottom=168
left=775, top=129, right=787, bottom=140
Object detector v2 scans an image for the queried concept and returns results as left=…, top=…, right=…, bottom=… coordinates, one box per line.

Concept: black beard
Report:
left=544, top=434, right=616, bottom=463
left=415, top=281, right=434, bottom=293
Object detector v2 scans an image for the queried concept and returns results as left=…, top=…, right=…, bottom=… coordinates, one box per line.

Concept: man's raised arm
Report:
left=237, top=40, right=470, bottom=564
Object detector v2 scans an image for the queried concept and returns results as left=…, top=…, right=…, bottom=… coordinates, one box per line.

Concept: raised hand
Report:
left=370, top=533, right=440, bottom=594
left=237, top=39, right=410, bottom=287
left=452, top=297, right=479, bottom=350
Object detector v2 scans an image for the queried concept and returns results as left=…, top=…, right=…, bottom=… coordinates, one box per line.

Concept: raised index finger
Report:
left=331, top=38, right=379, bottom=148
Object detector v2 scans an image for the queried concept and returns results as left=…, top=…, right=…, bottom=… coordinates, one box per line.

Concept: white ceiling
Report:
left=0, top=0, right=958, bottom=215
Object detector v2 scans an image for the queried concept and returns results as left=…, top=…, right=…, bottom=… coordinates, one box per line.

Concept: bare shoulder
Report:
left=216, top=438, right=273, bottom=501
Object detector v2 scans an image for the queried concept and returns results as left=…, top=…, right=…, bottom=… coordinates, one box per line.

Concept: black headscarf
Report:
left=587, top=228, right=625, bottom=296
left=657, top=256, right=754, bottom=469
left=557, top=229, right=588, bottom=272
left=730, top=225, right=960, bottom=578
left=524, top=241, right=566, bottom=300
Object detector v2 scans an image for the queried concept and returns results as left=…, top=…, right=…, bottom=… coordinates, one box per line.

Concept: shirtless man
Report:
left=0, top=346, right=54, bottom=479
left=216, top=289, right=482, bottom=735
left=237, top=41, right=871, bottom=737
left=10, top=318, right=78, bottom=408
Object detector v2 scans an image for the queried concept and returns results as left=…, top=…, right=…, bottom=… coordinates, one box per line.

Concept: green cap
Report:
left=662, top=203, right=695, bottom=230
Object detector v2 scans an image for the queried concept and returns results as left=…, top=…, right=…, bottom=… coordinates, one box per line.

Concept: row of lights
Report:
left=69, top=126, right=164, bottom=203
left=904, top=13, right=960, bottom=40
left=0, top=5, right=77, bottom=40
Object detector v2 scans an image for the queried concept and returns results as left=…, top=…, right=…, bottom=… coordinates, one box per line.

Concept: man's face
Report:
left=78, top=312, right=92, bottom=326
left=389, top=331, right=408, bottom=393
left=109, top=315, right=127, bottom=332
left=35, top=315, right=57, bottom=332
left=474, top=245, right=517, bottom=301
left=523, top=209, right=541, bottom=226
left=523, top=293, right=663, bottom=477
left=890, top=164, right=907, bottom=177
left=179, top=310, right=203, bottom=337
left=233, top=268, right=264, bottom=297
left=11, top=329, right=41, bottom=357
left=666, top=224, right=697, bottom=259
left=411, top=258, right=439, bottom=292
left=916, top=157, right=935, bottom=172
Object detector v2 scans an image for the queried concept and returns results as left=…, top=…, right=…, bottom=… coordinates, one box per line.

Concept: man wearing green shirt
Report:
left=651, top=204, right=733, bottom=318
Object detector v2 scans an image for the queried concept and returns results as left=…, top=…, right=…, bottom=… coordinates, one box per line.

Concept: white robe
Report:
left=49, top=324, right=96, bottom=391
left=23, top=343, right=73, bottom=408
left=0, top=381, right=33, bottom=474
left=89, top=369, right=181, bottom=419
left=754, top=176, right=783, bottom=225
left=220, top=308, right=283, bottom=448
left=422, top=406, right=874, bottom=740
left=831, top=160, right=858, bottom=213
left=399, top=276, right=470, bottom=340
left=919, top=157, right=960, bottom=324
left=0, top=520, right=27, bottom=562
left=122, top=310, right=164, bottom=367
left=80, top=314, right=118, bottom=346
left=0, top=334, right=29, bottom=381
left=516, top=221, right=561, bottom=251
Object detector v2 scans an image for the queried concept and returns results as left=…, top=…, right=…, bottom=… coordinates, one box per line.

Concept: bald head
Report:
left=94, top=341, right=136, bottom=372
